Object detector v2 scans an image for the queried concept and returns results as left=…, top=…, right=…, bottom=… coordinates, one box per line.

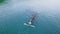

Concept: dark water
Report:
left=0, top=10, right=60, bottom=34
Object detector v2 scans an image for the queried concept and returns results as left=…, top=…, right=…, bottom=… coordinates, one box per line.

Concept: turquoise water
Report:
left=0, top=0, right=60, bottom=34
left=0, top=10, right=60, bottom=34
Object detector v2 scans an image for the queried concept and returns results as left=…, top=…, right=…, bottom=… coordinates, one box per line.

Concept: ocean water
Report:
left=0, top=0, right=60, bottom=34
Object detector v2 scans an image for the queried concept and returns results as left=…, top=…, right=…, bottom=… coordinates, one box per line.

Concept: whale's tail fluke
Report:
left=24, top=13, right=37, bottom=28
left=24, top=22, right=35, bottom=28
